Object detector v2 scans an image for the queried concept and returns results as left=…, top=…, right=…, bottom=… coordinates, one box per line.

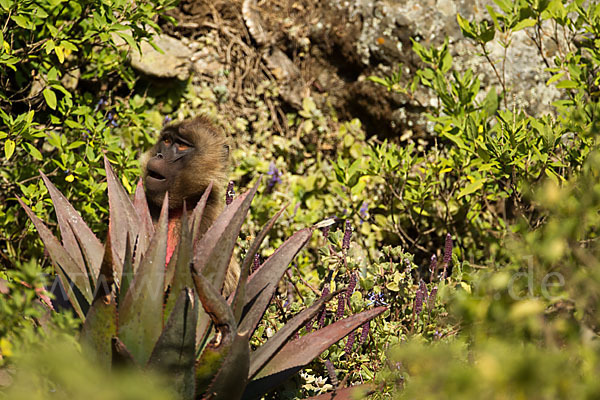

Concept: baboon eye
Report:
left=163, top=138, right=172, bottom=145
left=177, top=142, right=190, bottom=151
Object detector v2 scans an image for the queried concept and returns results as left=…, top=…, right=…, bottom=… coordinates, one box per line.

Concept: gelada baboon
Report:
left=140, top=116, right=239, bottom=295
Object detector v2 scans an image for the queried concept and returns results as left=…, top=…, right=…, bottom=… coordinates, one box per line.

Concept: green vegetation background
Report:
left=2, top=0, right=600, bottom=398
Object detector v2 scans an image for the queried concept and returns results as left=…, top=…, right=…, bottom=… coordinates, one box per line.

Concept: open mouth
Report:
left=147, top=170, right=166, bottom=181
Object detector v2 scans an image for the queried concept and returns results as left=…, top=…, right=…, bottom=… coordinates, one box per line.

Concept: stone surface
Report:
left=129, top=34, right=193, bottom=80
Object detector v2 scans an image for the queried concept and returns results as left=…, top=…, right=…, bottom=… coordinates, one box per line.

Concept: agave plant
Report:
left=18, top=156, right=386, bottom=399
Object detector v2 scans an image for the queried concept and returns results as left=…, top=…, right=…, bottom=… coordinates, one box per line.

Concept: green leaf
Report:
left=43, top=88, right=57, bottom=110
left=11, top=15, right=30, bottom=29
left=458, top=178, right=485, bottom=199
left=513, top=18, right=537, bottom=31
left=24, top=142, right=42, bottom=160
left=367, top=76, right=389, bottom=87
left=546, top=71, right=565, bottom=86
left=0, top=0, right=11, bottom=11
left=456, top=13, right=476, bottom=39
left=4, top=139, right=15, bottom=159
left=555, top=79, right=578, bottom=89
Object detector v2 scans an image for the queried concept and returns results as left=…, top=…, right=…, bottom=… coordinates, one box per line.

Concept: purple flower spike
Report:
left=429, top=254, right=438, bottom=277
left=344, top=330, right=356, bottom=353
left=325, top=360, right=338, bottom=387
left=226, top=181, right=235, bottom=205
left=443, top=233, right=453, bottom=265
left=336, top=294, right=346, bottom=319
left=419, top=280, right=428, bottom=301
left=414, top=289, right=424, bottom=315
left=358, top=321, right=370, bottom=346
left=252, top=253, right=260, bottom=273
left=318, top=285, right=330, bottom=328
left=342, top=219, right=352, bottom=251
left=442, top=233, right=453, bottom=278
left=346, top=273, right=357, bottom=306
left=428, top=286, right=438, bottom=310
left=304, top=317, right=315, bottom=333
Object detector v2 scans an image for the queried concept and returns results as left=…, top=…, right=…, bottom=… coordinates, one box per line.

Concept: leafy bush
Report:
left=0, top=0, right=177, bottom=267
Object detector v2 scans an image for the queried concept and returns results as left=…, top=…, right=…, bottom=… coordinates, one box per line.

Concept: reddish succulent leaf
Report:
left=194, top=179, right=260, bottom=292
left=148, top=289, right=197, bottom=400
left=190, top=181, right=212, bottom=241
left=164, top=208, right=194, bottom=319
left=249, top=290, right=337, bottom=378
left=18, top=197, right=92, bottom=306
left=53, top=266, right=86, bottom=319
left=133, top=178, right=154, bottom=255
left=239, top=228, right=313, bottom=333
left=232, top=204, right=287, bottom=322
left=118, top=233, right=133, bottom=307
left=192, top=270, right=236, bottom=331
left=203, top=330, right=250, bottom=400
left=254, top=306, right=387, bottom=379
left=165, top=202, right=188, bottom=293
left=192, top=269, right=238, bottom=369
left=118, top=195, right=168, bottom=365
left=305, top=384, right=375, bottom=399
left=41, top=172, right=103, bottom=284
left=105, top=156, right=140, bottom=280
left=79, top=293, right=117, bottom=370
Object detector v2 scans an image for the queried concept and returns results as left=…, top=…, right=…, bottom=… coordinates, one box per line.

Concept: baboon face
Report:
left=142, top=116, right=230, bottom=211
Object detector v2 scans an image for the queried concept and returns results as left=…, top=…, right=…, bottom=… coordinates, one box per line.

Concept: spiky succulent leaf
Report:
left=202, top=330, right=250, bottom=400
left=248, top=290, right=337, bottom=378
left=80, top=233, right=118, bottom=368
left=164, top=206, right=193, bottom=319
left=192, top=271, right=236, bottom=334
left=104, top=156, right=141, bottom=280
left=305, top=384, right=375, bottom=399
left=41, top=171, right=103, bottom=285
left=194, top=179, right=260, bottom=292
left=252, top=306, right=387, bottom=384
left=192, top=268, right=248, bottom=399
left=190, top=181, right=212, bottom=243
left=133, top=178, right=155, bottom=245
left=118, top=194, right=168, bottom=365
left=148, top=288, right=198, bottom=399
left=18, top=197, right=91, bottom=314
left=79, top=294, right=117, bottom=369
left=232, top=205, right=287, bottom=322
left=118, top=235, right=134, bottom=307
left=239, top=227, right=313, bottom=333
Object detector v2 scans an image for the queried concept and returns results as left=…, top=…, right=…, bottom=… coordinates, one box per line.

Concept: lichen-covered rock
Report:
left=129, top=34, right=193, bottom=80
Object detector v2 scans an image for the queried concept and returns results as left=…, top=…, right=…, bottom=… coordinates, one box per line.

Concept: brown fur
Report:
left=141, top=116, right=239, bottom=295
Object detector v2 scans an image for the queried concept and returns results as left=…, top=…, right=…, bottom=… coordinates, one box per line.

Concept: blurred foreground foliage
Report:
left=3, top=0, right=600, bottom=399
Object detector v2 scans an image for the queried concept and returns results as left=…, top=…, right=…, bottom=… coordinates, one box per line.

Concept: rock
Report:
left=129, top=34, right=193, bottom=80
